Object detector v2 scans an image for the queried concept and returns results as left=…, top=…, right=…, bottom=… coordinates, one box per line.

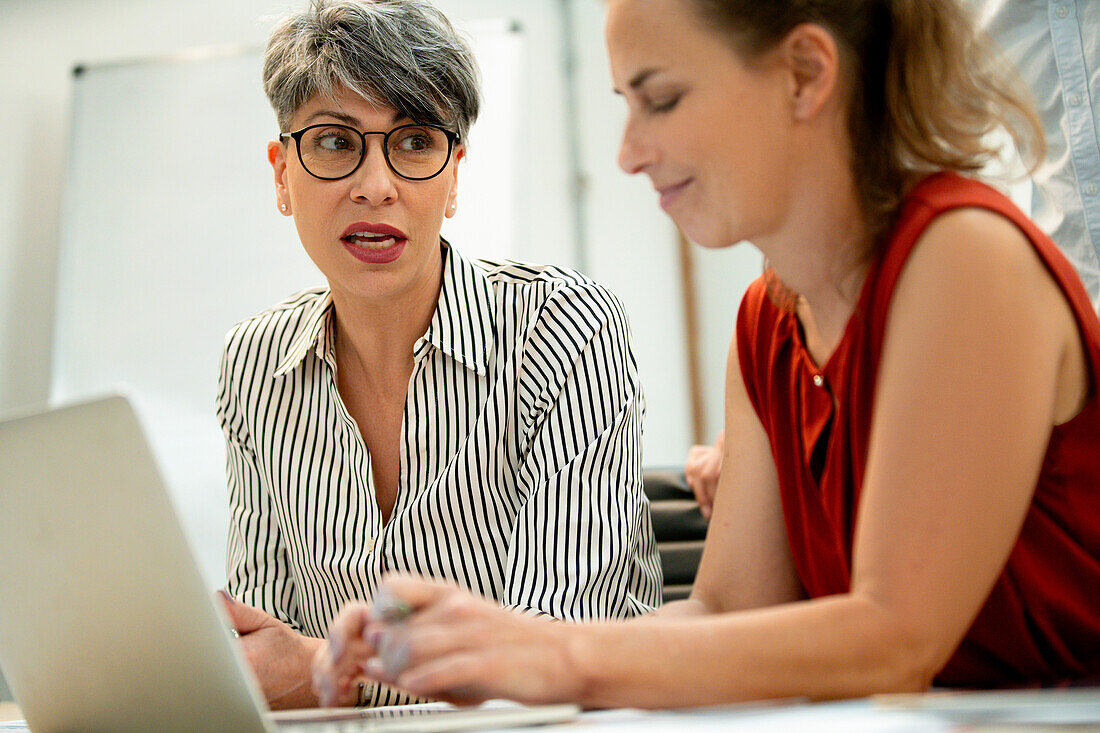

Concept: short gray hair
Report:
left=263, top=0, right=481, bottom=142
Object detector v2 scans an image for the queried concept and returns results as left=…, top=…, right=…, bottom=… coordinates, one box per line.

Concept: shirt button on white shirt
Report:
left=1056, top=5, right=1069, bottom=19
left=1087, top=183, right=1100, bottom=197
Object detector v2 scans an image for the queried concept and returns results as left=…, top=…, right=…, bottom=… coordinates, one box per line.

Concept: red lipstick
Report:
left=340, top=222, right=408, bottom=264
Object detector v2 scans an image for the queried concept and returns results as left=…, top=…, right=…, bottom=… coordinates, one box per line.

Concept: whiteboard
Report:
left=51, top=23, right=523, bottom=587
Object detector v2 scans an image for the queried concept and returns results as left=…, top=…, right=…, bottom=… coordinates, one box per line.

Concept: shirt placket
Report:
left=1050, top=0, right=1100, bottom=276
left=318, top=324, right=382, bottom=557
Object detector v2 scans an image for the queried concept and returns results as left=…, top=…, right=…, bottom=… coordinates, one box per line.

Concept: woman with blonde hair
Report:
left=314, top=0, right=1100, bottom=706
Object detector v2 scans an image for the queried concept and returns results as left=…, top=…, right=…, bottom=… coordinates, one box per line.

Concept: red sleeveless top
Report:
left=737, top=173, right=1100, bottom=686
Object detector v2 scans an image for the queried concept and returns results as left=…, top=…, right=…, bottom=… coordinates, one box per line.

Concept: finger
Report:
left=374, top=624, right=411, bottom=679
left=376, top=574, right=457, bottom=616
left=684, top=446, right=704, bottom=479
left=314, top=604, right=374, bottom=705
left=703, top=447, right=723, bottom=481
left=699, top=491, right=713, bottom=521
left=703, top=458, right=721, bottom=495
left=395, top=653, right=490, bottom=706
left=327, top=603, right=372, bottom=661
left=311, top=641, right=338, bottom=707
left=702, top=448, right=725, bottom=519
left=375, top=624, right=469, bottom=683
left=314, top=633, right=374, bottom=706
left=370, top=585, right=414, bottom=623
left=688, top=472, right=708, bottom=511
left=358, top=577, right=488, bottom=685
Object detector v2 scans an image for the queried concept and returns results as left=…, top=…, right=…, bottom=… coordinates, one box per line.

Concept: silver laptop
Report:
left=0, top=395, right=577, bottom=732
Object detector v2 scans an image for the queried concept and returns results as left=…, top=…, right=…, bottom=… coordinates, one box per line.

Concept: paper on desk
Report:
left=875, top=688, right=1100, bottom=725
left=525, top=700, right=951, bottom=732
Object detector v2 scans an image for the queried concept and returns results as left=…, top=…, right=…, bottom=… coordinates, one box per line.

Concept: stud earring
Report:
left=280, top=202, right=288, bottom=213
left=448, top=201, right=456, bottom=215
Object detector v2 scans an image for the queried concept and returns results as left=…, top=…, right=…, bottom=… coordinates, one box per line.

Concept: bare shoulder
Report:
left=890, top=206, right=1087, bottom=424
left=897, top=207, right=1072, bottom=333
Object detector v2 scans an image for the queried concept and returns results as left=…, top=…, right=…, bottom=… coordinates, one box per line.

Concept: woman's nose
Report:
left=617, top=123, right=655, bottom=176
left=348, top=143, right=398, bottom=206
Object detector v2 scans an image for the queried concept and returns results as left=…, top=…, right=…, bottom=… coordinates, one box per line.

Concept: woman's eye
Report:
left=394, top=131, right=435, bottom=153
left=648, top=95, right=681, bottom=114
left=318, top=134, right=352, bottom=151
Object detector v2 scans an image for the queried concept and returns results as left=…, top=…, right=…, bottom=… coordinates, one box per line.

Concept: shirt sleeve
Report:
left=503, top=282, right=663, bottom=620
left=216, top=327, right=302, bottom=631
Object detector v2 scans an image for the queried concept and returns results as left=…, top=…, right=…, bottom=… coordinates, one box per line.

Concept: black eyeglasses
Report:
left=280, top=123, right=458, bottom=181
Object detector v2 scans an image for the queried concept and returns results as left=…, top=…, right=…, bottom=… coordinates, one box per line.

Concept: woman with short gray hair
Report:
left=216, top=0, right=661, bottom=709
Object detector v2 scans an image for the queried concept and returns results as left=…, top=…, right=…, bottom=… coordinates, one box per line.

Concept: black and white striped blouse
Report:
left=217, top=244, right=662, bottom=706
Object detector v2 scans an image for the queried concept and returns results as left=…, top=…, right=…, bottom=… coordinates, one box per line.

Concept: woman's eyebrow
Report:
left=629, top=67, right=663, bottom=90
left=613, top=67, right=663, bottom=96
left=303, top=109, right=411, bottom=127
left=303, top=109, right=360, bottom=126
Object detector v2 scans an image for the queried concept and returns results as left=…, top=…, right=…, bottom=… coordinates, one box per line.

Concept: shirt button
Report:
left=366, top=537, right=376, bottom=553
left=1086, top=183, right=1100, bottom=197
left=812, top=374, right=825, bottom=387
left=1056, top=5, right=1069, bottom=19
left=1069, top=93, right=1083, bottom=107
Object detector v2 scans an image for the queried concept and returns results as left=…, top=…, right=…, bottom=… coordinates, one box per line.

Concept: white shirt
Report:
left=217, top=244, right=662, bottom=706
left=973, top=0, right=1100, bottom=311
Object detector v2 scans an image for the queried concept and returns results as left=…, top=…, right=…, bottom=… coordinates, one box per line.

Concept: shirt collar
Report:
left=274, top=290, right=335, bottom=377
left=421, top=242, right=495, bottom=377
left=273, top=242, right=494, bottom=378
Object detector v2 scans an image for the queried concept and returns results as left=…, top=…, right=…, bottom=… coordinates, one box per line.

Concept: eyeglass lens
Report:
left=297, top=124, right=451, bottom=180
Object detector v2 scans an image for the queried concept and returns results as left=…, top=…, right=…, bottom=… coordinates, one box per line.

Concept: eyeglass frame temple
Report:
left=277, top=123, right=458, bottom=182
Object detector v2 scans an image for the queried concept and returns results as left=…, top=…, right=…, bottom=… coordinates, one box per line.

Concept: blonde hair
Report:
left=689, top=0, right=1044, bottom=243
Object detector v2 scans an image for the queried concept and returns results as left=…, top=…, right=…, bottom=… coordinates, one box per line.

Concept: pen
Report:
left=369, top=587, right=413, bottom=623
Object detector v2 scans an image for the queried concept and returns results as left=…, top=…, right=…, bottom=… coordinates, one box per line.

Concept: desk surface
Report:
left=1, top=691, right=1097, bottom=731
left=0, top=702, right=952, bottom=732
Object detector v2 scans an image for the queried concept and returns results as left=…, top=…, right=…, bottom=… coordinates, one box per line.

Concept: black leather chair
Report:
left=643, top=468, right=709, bottom=603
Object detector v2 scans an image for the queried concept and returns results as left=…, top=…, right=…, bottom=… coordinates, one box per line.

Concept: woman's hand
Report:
left=316, top=576, right=585, bottom=706
left=310, top=602, right=380, bottom=707
left=218, top=591, right=338, bottom=709
left=685, top=430, right=724, bottom=519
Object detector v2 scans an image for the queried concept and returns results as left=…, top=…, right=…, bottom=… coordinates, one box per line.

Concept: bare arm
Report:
left=656, top=333, right=803, bottom=618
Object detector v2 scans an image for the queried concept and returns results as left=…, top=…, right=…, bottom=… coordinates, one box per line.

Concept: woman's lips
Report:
left=341, top=234, right=407, bottom=264
left=658, top=179, right=692, bottom=211
left=340, top=222, right=409, bottom=264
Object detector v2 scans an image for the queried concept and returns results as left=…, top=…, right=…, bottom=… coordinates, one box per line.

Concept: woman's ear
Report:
left=779, top=23, right=840, bottom=121
left=445, top=144, right=465, bottom=219
left=268, top=139, right=292, bottom=216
